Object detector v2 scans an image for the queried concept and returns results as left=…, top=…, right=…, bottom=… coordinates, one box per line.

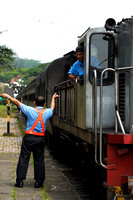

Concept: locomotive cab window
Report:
left=89, top=33, right=114, bottom=85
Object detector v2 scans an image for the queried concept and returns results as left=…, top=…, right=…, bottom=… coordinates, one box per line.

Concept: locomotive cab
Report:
left=53, top=24, right=116, bottom=143
left=77, top=28, right=115, bottom=131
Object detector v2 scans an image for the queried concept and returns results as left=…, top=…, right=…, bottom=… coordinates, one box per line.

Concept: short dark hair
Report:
left=75, top=46, right=84, bottom=53
left=35, top=96, right=45, bottom=106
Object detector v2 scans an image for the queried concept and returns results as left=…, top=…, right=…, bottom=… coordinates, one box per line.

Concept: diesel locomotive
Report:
left=17, top=17, right=133, bottom=199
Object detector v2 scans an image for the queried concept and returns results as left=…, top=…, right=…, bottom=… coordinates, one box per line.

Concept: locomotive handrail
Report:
left=100, top=68, right=115, bottom=169
left=116, top=66, right=133, bottom=72
left=100, top=68, right=128, bottom=169
left=54, top=80, right=72, bottom=87
left=114, top=194, right=130, bottom=200
left=54, top=77, right=84, bottom=88
left=115, top=71, right=126, bottom=134
left=115, top=105, right=126, bottom=134
left=92, top=70, right=100, bottom=165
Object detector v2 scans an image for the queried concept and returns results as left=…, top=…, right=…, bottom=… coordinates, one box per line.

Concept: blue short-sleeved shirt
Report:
left=20, top=103, right=53, bottom=132
left=68, top=60, right=84, bottom=77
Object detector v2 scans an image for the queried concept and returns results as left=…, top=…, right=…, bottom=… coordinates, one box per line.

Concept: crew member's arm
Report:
left=68, top=73, right=77, bottom=81
left=1, top=93, right=21, bottom=108
left=50, top=93, right=59, bottom=110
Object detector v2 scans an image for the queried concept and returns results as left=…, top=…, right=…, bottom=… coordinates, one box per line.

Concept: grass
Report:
left=41, top=187, right=51, bottom=200
left=17, top=118, right=25, bottom=137
left=12, top=187, right=16, bottom=200
left=12, top=155, right=16, bottom=200
left=0, top=105, right=18, bottom=118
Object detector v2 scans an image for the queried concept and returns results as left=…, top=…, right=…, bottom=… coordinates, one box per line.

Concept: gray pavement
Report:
left=0, top=117, right=80, bottom=200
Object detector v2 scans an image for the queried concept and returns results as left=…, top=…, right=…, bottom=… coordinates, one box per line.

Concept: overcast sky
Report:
left=0, top=0, right=132, bottom=63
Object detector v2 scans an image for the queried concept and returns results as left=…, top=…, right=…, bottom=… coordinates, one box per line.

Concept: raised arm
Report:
left=50, top=93, right=59, bottom=110
left=1, top=93, right=21, bottom=108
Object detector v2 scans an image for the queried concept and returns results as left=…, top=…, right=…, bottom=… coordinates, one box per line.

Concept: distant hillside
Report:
left=0, top=57, right=50, bottom=85
left=15, top=57, right=41, bottom=68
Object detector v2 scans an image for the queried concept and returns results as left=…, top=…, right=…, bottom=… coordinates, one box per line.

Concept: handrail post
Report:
left=115, top=72, right=119, bottom=134
left=100, top=68, right=115, bottom=169
left=92, top=70, right=100, bottom=165
left=114, top=71, right=126, bottom=134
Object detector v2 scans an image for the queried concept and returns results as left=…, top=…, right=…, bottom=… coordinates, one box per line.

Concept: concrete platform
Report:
left=0, top=117, right=80, bottom=200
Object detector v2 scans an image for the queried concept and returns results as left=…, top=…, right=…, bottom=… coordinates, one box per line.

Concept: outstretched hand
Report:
left=51, top=93, right=59, bottom=110
left=0, top=93, right=9, bottom=98
left=0, top=93, right=21, bottom=108
left=53, top=93, right=59, bottom=99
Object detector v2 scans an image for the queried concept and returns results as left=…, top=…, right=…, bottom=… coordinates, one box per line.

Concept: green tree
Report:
left=0, top=45, right=16, bottom=72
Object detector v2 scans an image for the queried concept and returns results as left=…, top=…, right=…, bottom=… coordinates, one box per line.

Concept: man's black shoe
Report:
left=34, top=181, right=43, bottom=188
left=15, top=181, right=23, bottom=188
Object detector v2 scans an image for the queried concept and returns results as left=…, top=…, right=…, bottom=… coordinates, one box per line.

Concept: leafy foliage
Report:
left=22, top=63, right=50, bottom=85
left=0, top=45, right=16, bottom=72
left=0, top=60, right=50, bottom=85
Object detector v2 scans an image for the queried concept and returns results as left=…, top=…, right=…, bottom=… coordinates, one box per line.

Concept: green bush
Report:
left=0, top=99, right=7, bottom=105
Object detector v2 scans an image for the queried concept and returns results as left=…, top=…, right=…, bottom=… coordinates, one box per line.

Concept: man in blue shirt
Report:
left=68, top=46, right=84, bottom=81
left=90, top=55, right=103, bottom=84
left=90, top=44, right=104, bottom=84
left=1, top=93, right=59, bottom=188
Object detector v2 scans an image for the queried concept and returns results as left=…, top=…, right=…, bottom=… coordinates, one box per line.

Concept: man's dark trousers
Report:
left=16, top=134, right=45, bottom=183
